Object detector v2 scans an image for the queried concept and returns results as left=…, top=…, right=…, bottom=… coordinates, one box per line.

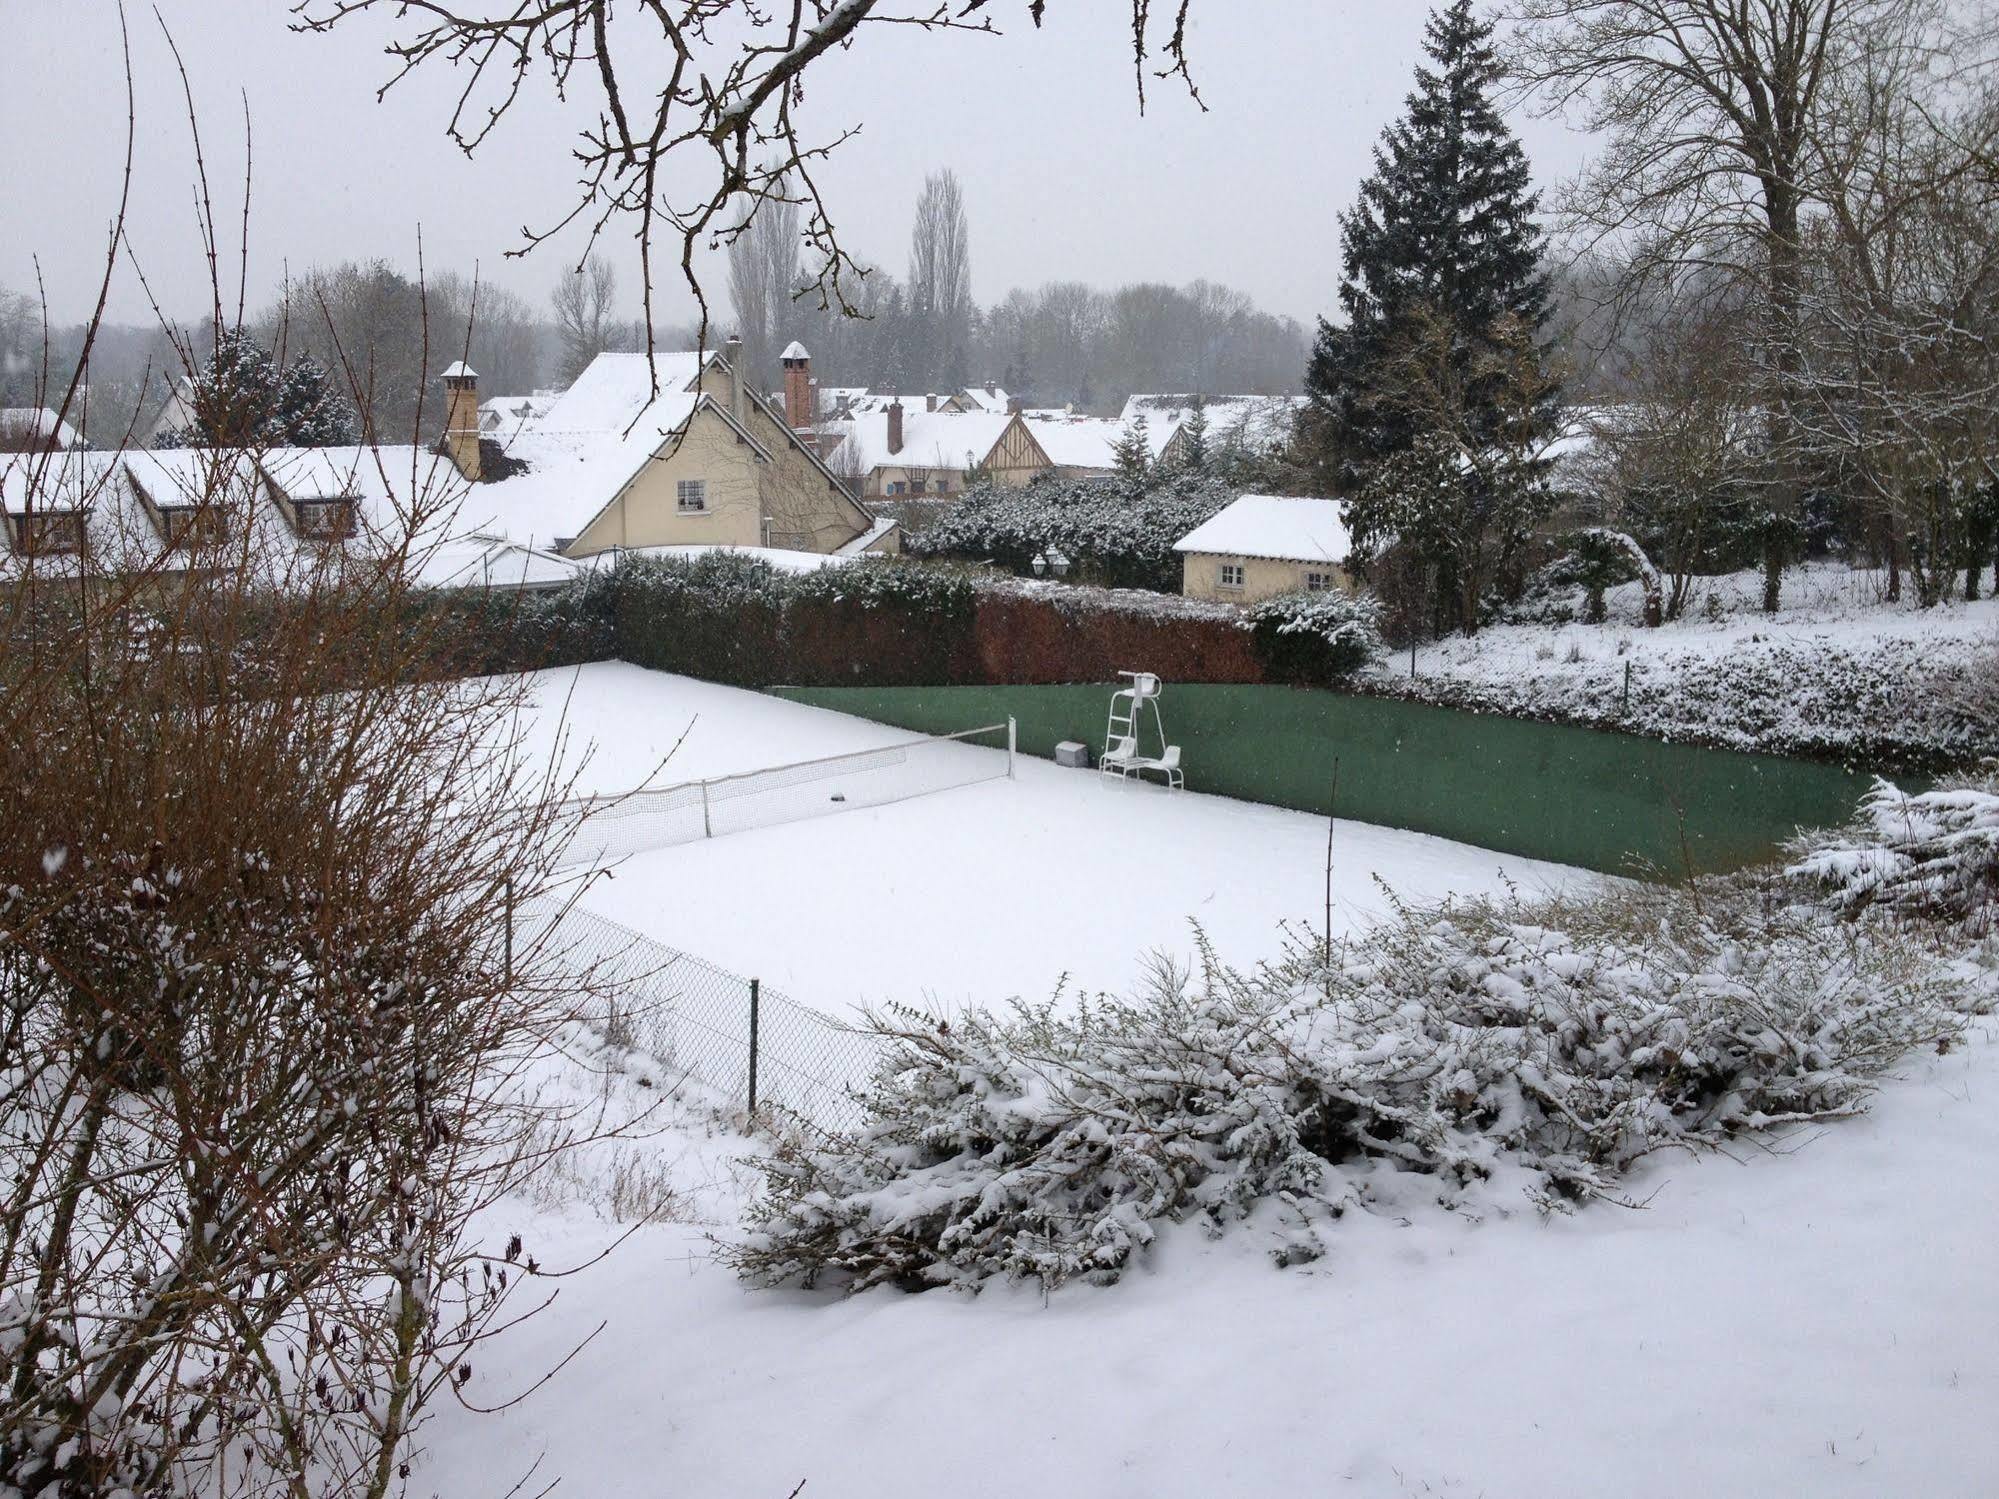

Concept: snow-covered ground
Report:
left=423, top=1017, right=1999, bottom=1499
left=1414, top=559, right=1999, bottom=674
left=402, top=663, right=1999, bottom=1498
left=1363, top=562, right=1998, bottom=766
left=514, top=663, right=1585, bottom=1018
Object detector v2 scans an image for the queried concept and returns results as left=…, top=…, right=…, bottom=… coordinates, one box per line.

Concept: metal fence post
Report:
left=746, top=978, right=761, bottom=1114
left=503, top=875, right=514, bottom=988
left=701, top=779, right=713, bottom=839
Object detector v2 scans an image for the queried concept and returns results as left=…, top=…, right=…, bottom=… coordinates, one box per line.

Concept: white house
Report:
left=1173, top=494, right=1356, bottom=603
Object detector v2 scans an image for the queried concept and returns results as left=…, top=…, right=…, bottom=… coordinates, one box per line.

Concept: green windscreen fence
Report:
left=770, top=682, right=1883, bottom=876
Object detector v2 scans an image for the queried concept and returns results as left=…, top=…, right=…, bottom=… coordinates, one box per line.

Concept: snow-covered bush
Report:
left=909, top=472, right=1237, bottom=591
left=1242, top=589, right=1384, bottom=682
left=1363, top=632, right=1994, bottom=773
left=1788, top=773, right=1999, bottom=933
left=730, top=881, right=1966, bottom=1292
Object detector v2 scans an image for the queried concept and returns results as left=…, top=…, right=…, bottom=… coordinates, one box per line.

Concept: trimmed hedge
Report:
left=601, top=553, right=1348, bottom=690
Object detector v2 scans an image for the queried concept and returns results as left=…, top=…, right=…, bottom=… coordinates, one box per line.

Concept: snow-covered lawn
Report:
left=1414, top=559, right=1999, bottom=674
left=425, top=1020, right=1999, bottom=1499
left=517, top=662, right=1585, bottom=1018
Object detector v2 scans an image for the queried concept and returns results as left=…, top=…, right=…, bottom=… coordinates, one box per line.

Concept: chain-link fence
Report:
left=516, top=896, right=889, bottom=1133
left=550, top=719, right=1014, bottom=869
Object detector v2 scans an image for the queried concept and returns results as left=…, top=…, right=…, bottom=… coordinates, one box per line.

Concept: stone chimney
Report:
left=925, top=394, right=938, bottom=413
left=887, top=398, right=904, bottom=456
left=440, top=362, right=481, bottom=481
left=724, top=334, right=746, bottom=425
left=1008, top=397, right=1023, bottom=415
left=780, top=341, right=813, bottom=430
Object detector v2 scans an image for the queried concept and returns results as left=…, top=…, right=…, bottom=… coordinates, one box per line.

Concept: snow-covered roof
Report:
left=439, top=360, right=477, bottom=381
left=0, top=406, right=83, bottom=451
left=479, top=393, right=559, bottom=432
left=780, top=341, right=811, bottom=362
left=535, top=351, right=710, bottom=432
left=826, top=408, right=1014, bottom=475
left=591, top=542, right=850, bottom=575
left=1024, top=412, right=1176, bottom=468
left=958, top=385, right=1011, bottom=415
left=1119, top=394, right=1304, bottom=455
left=834, top=514, right=901, bottom=555
left=0, top=443, right=527, bottom=589
left=1173, top=494, right=1353, bottom=564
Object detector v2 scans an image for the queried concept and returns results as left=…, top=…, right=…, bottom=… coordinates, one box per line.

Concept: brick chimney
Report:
left=724, top=334, right=746, bottom=425
left=439, top=362, right=481, bottom=481
left=925, top=394, right=938, bottom=413
left=887, top=398, right=904, bottom=456
left=780, top=341, right=813, bottom=430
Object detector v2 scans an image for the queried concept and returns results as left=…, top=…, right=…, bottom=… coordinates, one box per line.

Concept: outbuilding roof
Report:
left=1173, top=494, right=1353, bottom=564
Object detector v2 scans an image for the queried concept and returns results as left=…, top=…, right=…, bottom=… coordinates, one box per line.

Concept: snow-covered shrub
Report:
left=1788, top=773, right=1999, bottom=933
left=613, top=549, right=788, bottom=685
left=1363, top=632, right=1994, bottom=773
left=910, top=472, right=1237, bottom=592
left=1242, top=589, right=1384, bottom=682
left=730, top=882, right=1965, bottom=1292
left=787, top=559, right=980, bottom=686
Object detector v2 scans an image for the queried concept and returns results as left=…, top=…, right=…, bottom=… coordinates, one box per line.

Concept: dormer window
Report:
left=162, top=505, right=229, bottom=549
left=8, top=511, right=85, bottom=556
left=294, top=498, right=357, bottom=541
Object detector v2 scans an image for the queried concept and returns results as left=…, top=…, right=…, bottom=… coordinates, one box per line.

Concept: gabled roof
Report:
left=1173, top=494, right=1353, bottom=564
left=827, top=407, right=1016, bottom=475
left=0, top=407, right=83, bottom=451
left=1120, top=394, right=1304, bottom=455
left=535, top=350, right=711, bottom=431
left=1025, top=412, right=1174, bottom=469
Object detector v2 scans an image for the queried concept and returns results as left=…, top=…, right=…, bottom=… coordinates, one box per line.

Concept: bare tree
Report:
left=1787, top=16, right=1999, bottom=605
left=908, top=169, right=972, bottom=390
left=1505, top=0, right=1927, bottom=611
left=552, top=254, right=619, bottom=385
left=1579, top=301, right=1763, bottom=619
left=728, top=178, right=803, bottom=387
left=291, top=2, right=1202, bottom=361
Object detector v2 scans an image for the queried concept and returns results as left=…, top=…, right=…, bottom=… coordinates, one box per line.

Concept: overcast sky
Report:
left=4, top=0, right=1593, bottom=334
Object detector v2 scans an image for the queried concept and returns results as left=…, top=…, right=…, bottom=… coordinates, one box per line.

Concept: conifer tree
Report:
left=1304, top=0, right=1555, bottom=479
left=274, top=353, right=359, bottom=447
left=1302, top=0, right=1559, bottom=634
left=1178, top=401, right=1210, bottom=472
left=1111, top=413, right=1152, bottom=477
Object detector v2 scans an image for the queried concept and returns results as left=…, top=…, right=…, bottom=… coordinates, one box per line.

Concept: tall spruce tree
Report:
left=1303, top=0, right=1557, bottom=632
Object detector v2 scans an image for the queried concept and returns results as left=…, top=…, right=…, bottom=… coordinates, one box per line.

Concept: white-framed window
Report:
left=1217, top=562, right=1245, bottom=590
left=676, top=478, right=708, bottom=513
left=1304, top=570, right=1333, bottom=592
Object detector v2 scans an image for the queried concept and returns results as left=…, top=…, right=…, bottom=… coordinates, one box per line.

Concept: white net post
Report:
left=1007, top=716, right=1017, bottom=779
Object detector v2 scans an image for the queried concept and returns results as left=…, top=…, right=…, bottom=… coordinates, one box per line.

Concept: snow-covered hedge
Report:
left=1360, top=634, right=1997, bottom=773
left=908, top=473, right=1238, bottom=592
left=1242, top=589, right=1384, bottom=682
left=1788, top=773, right=1999, bottom=933
left=731, top=881, right=1971, bottom=1292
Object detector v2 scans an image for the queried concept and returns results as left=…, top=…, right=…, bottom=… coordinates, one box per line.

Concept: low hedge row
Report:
left=597, top=553, right=1367, bottom=690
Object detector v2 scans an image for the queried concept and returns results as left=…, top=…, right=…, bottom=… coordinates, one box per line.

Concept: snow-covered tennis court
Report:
left=410, top=663, right=1999, bottom=1499
left=518, top=663, right=1588, bottom=1019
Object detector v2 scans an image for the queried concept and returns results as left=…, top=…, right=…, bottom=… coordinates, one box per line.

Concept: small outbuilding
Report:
left=1173, top=494, right=1355, bottom=602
